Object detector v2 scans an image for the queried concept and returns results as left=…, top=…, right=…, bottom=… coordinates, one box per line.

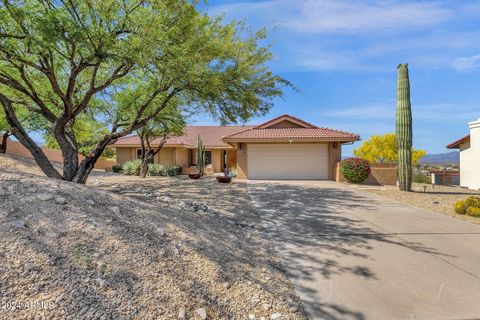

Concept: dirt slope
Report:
left=0, top=154, right=305, bottom=320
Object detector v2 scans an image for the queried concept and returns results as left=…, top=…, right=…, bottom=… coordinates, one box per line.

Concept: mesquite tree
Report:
left=137, top=106, right=185, bottom=178
left=0, top=109, right=10, bottom=153
left=0, top=0, right=289, bottom=184
left=396, top=63, right=413, bottom=191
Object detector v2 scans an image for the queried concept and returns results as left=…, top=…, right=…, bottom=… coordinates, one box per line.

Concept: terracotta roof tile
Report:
left=111, top=126, right=254, bottom=148
left=223, top=127, right=359, bottom=141
left=446, top=134, right=470, bottom=149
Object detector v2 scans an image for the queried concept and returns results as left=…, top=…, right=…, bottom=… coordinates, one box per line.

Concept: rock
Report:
left=95, top=278, right=108, bottom=288
left=195, top=308, right=207, bottom=320
left=11, top=219, right=26, bottom=229
left=178, top=307, right=186, bottom=320
left=36, top=193, right=53, bottom=201
left=262, top=304, right=271, bottom=311
left=110, top=206, right=120, bottom=214
left=249, top=315, right=256, bottom=320
left=270, top=314, right=282, bottom=320
left=55, top=197, right=67, bottom=205
left=0, top=188, right=5, bottom=196
left=86, top=199, right=95, bottom=206
left=156, top=227, right=165, bottom=237
left=26, top=187, right=37, bottom=193
left=158, top=249, right=166, bottom=257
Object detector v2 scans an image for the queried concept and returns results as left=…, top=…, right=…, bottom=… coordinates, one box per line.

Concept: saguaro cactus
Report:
left=396, top=63, right=413, bottom=191
left=196, top=135, right=206, bottom=176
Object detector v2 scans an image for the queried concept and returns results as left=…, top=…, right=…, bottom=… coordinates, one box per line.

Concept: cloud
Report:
left=210, top=0, right=452, bottom=34
left=452, top=55, right=480, bottom=71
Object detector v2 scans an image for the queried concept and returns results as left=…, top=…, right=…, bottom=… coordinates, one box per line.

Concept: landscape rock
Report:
left=36, top=193, right=53, bottom=201
left=195, top=308, right=207, bottom=320
left=178, top=307, right=186, bottom=319
left=55, top=196, right=67, bottom=205
left=270, top=313, right=282, bottom=320
left=110, top=206, right=120, bottom=214
left=86, top=199, right=95, bottom=206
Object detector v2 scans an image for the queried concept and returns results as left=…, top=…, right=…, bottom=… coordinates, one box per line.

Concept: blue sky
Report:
left=191, top=0, right=480, bottom=156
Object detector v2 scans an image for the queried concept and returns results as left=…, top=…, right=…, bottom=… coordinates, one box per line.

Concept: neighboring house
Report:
left=111, top=114, right=359, bottom=180
left=447, top=118, right=480, bottom=190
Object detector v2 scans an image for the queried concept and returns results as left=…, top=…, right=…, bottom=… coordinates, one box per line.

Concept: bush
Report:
left=112, top=165, right=122, bottom=173
left=122, top=159, right=141, bottom=175
left=147, top=163, right=165, bottom=176
left=464, top=196, right=480, bottom=208
left=467, top=207, right=480, bottom=217
left=340, top=158, right=371, bottom=184
left=147, top=164, right=182, bottom=176
left=228, top=166, right=237, bottom=177
left=413, top=173, right=430, bottom=184
left=454, top=200, right=468, bottom=215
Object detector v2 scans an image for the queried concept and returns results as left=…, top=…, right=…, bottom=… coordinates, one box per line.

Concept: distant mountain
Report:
left=421, top=151, right=459, bottom=164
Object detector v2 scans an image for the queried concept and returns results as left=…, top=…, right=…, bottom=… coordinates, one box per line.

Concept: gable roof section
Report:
left=111, top=125, right=255, bottom=148
left=254, top=114, right=318, bottom=129
left=446, top=134, right=470, bottom=149
left=223, top=114, right=359, bottom=142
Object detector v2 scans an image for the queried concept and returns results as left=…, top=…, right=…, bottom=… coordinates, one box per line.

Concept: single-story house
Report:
left=447, top=117, right=480, bottom=190
left=111, top=114, right=359, bottom=180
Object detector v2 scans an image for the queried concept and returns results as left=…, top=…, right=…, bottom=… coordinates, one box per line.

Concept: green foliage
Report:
left=112, top=165, right=122, bottom=173
left=147, top=164, right=182, bottom=176
left=454, top=197, right=480, bottom=216
left=413, top=173, right=430, bottom=184
left=454, top=200, right=468, bottom=215
left=228, top=166, right=238, bottom=177
left=196, top=135, right=206, bottom=175
left=354, top=133, right=426, bottom=165
left=0, top=0, right=289, bottom=182
left=122, top=159, right=141, bottom=176
left=340, top=158, right=371, bottom=184
left=396, top=63, right=413, bottom=191
left=467, top=207, right=480, bottom=217
left=464, top=196, right=480, bottom=208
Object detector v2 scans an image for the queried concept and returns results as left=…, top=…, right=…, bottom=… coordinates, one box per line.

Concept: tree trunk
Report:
left=0, top=93, right=63, bottom=179
left=72, top=137, right=115, bottom=184
left=54, top=120, right=79, bottom=181
left=0, top=131, right=10, bottom=154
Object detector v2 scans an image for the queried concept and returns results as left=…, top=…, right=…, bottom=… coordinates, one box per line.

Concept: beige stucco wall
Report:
left=175, top=148, right=189, bottom=168
left=328, top=143, right=341, bottom=180
left=460, top=118, right=480, bottom=189
left=156, top=147, right=175, bottom=165
left=116, top=147, right=134, bottom=165
left=236, top=145, right=248, bottom=179
left=212, top=149, right=222, bottom=173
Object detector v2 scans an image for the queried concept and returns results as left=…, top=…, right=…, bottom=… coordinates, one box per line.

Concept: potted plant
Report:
left=216, top=167, right=232, bottom=183
left=189, top=135, right=205, bottom=179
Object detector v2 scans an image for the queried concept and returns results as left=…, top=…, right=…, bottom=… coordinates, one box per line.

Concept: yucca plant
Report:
left=122, top=159, right=141, bottom=175
left=396, top=63, right=413, bottom=191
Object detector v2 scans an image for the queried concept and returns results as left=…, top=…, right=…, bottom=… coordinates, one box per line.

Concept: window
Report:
left=205, top=150, right=212, bottom=165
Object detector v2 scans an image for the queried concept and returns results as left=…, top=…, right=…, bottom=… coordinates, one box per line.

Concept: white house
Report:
left=447, top=118, right=480, bottom=190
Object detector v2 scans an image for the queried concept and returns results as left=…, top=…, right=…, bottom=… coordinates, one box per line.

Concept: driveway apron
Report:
left=248, top=180, right=480, bottom=320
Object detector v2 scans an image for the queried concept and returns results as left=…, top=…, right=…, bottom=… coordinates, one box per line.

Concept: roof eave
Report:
left=223, top=137, right=359, bottom=143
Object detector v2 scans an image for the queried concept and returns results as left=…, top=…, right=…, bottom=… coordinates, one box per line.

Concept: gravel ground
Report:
left=0, top=154, right=306, bottom=320
left=355, top=182, right=480, bottom=224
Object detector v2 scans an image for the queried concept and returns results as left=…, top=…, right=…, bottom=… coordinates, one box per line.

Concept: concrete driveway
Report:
left=248, top=180, right=480, bottom=320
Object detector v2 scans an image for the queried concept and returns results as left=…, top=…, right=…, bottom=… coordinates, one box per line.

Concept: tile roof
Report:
left=446, top=134, right=470, bottom=149
left=111, top=125, right=254, bottom=148
left=223, top=127, right=359, bottom=141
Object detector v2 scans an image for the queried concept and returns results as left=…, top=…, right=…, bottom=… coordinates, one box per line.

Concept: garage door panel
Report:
left=248, top=144, right=329, bottom=180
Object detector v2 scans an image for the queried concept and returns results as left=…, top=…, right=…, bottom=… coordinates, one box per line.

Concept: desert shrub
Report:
left=464, top=196, right=480, bottom=208
left=454, top=200, right=468, bottom=215
left=228, top=166, right=237, bottom=177
left=147, top=163, right=165, bottom=176
left=167, top=165, right=182, bottom=176
left=112, top=165, right=122, bottom=173
left=467, top=207, right=480, bottom=217
left=122, top=159, right=141, bottom=175
left=340, top=158, right=371, bottom=184
left=413, top=173, right=430, bottom=184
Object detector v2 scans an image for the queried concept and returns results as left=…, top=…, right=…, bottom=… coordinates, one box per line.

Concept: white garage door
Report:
left=247, top=144, right=329, bottom=180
